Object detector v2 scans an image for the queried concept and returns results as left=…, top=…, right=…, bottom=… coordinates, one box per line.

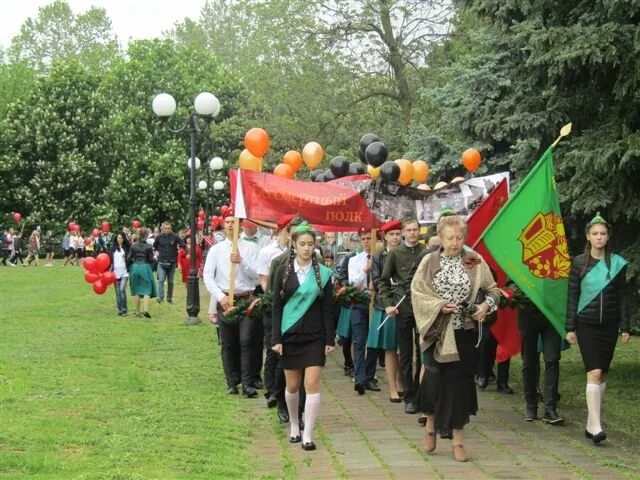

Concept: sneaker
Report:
left=167, top=299, right=173, bottom=304
left=542, top=409, right=564, bottom=425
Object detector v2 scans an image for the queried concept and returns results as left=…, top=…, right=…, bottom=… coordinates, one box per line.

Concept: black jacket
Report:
left=271, top=264, right=335, bottom=347
left=127, top=241, right=154, bottom=264
left=566, top=253, right=629, bottom=333
left=371, top=249, right=389, bottom=309
left=153, top=232, right=186, bottom=264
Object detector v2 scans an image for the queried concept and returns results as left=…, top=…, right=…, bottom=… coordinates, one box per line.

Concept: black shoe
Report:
left=418, top=415, right=427, bottom=426
left=398, top=391, right=404, bottom=398
left=167, top=299, right=173, bottom=304
left=475, top=376, right=488, bottom=389
left=277, top=408, right=289, bottom=424
left=364, top=381, right=381, bottom=392
left=587, top=430, right=607, bottom=444
left=242, top=386, right=258, bottom=398
left=344, top=365, right=354, bottom=377
left=266, top=394, right=278, bottom=408
left=354, top=383, right=365, bottom=395
left=226, top=386, right=239, bottom=395
left=543, top=409, right=564, bottom=425
left=404, top=402, right=418, bottom=414
left=142, top=312, right=151, bottom=318
left=390, top=397, right=402, bottom=403
left=497, top=384, right=514, bottom=394
left=289, top=435, right=301, bottom=444
left=251, top=380, right=264, bottom=389
left=301, top=441, right=316, bottom=451
left=440, top=429, right=453, bottom=439
left=524, top=406, right=537, bottom=422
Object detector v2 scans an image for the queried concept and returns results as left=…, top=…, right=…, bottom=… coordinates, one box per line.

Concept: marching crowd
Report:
left=3, top=210, right=630, bottom=461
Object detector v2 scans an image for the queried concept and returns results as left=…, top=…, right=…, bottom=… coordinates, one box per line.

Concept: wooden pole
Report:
left=228, top=217, right=240, bottom=307
left=369, top=228, right=377, bottom=320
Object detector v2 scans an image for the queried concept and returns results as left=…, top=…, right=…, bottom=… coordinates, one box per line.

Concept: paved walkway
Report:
left=245, top=353, right=639, bottom=480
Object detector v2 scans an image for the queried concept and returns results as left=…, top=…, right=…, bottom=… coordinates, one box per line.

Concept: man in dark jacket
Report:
left=379, top=217, right=424, bottom=414
left=153, top=221, right=186, bottom=303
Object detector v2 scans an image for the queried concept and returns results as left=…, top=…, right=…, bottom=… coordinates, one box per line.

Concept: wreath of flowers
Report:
left=220, top=297, right=256, bottom=324
left=250, top=291, right=273, bottom=317
left=333, top=284, right=371, bottom=307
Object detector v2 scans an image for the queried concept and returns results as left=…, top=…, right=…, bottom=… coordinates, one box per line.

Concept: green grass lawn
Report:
left=0, top=264, right=255, bottom=479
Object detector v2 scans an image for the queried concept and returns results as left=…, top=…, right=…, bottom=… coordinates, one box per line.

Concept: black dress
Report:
left=566, top=254, right=629, bottom=373
left=272, top=264, right=334, bottom=370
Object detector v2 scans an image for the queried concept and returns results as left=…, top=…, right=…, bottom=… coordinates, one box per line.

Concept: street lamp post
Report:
left=198, top=156, right=224, bottom=235
left=152, top=92, right=221, bottom=325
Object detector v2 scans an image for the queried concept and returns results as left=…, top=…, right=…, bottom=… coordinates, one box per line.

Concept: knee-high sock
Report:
left=586, top=383, right=602, bottom=434
left=285, top=390, right=300, bottom=437
left=302, top=393, right=320, bottom=444
left=599, top=382, right=607, bottom=421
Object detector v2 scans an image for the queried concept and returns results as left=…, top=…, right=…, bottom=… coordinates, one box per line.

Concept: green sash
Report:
left=282, top=264, right=333, bottom=334
left=578, top=254, right=627, bottom=314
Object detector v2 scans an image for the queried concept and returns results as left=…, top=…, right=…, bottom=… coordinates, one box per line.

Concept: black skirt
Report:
left=576, top=322, right=619, bottom=372
left=280, top=337, right=326, bottom=370
left=417, top=329, right=478, bottom=432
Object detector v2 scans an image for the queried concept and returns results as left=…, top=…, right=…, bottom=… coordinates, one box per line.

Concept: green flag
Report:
left=483, top=147, right=570, bottom=335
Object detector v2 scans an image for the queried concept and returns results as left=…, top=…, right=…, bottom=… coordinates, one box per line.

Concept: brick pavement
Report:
left=244, top=353, right=639, bottom=480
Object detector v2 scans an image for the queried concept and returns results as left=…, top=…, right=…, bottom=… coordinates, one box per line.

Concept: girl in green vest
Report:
left=271, top=221, right=335, bottom=451
left=565, top=213, right=630, bottom=444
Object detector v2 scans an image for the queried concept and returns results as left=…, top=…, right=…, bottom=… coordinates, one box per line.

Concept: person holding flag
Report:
left=565, top=213, right=630, bottom=444
left=271, top=221, right=334, bottom=452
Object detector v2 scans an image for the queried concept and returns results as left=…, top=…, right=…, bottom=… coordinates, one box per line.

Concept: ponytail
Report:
left=312, top=251, right=324, bottom=297
left=280, top=248, right=296, bottom=299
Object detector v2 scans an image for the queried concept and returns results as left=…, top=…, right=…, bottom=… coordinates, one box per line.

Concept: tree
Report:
left=8, top=0, right=120, bottom=74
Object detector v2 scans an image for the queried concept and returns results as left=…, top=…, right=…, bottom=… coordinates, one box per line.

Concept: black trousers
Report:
left=478, top=327, right=510, bottom=386
left=518, top=314, right=561, bottom=410
left=251, top=314, right=264, bottom=383
left=263, top=314, right=278, bottom=395
left=218, top=306, right=253, bottom=388
left=397, top=312, right=421, bottom=404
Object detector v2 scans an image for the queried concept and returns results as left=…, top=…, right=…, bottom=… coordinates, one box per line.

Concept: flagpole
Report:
left=551, top=123, right=572, bottom=148
left=369, top=228, right=377, bottom=321
left=228, top=217, right=240, bottom=308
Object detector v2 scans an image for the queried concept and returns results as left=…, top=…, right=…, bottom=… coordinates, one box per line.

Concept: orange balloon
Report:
left=244, top=128, right=270, bottom=158
left=273, top=163, right=294, bottom=179
left=302, top=142, right=324, bottom=169
left=462, top=148, right=482, bottom=173
left=395, top=159, right=414, bottom=186
left=239, top=148, right=262, bottom=172
left=367, top=165, right=380, bottom=178
left=283, top=150, right=303, bottom=172
left=412, top=160, right=430, bottom=183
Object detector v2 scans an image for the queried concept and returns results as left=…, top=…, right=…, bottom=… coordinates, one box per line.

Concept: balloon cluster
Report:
left=240, top=128, right=270, bottom=172
left=82, top=253, right=114, bottom=295
left=310, top=156, right=365, bottom=182
left=273, top=142, right=326, bottom=180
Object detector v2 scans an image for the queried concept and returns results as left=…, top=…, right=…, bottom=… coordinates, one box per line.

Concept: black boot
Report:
left=524, top=405, right=537, bottom=422
left=542, top=408, right=564, bottom=425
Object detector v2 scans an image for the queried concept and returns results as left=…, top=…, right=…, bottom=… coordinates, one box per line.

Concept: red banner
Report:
left=467, top=179, right=521, bottom=362
left=230, top=169, right=382, bottom=230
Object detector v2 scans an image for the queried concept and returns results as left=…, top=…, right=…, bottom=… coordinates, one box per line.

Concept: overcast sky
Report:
left=0, top=0, right=206, bottom=48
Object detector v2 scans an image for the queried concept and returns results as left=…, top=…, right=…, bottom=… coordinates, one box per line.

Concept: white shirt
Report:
left=113, top=248, right=129, bottom=279
left=256, top=239, right=287, bottom=277
left=348, top=251, right=370, bottom=290
left=294, top=259, right=312, bottom=285
left=203, top=238, right=259, bottom=302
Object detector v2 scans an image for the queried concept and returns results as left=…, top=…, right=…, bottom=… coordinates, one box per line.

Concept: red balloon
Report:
left=198, top=210, right=206, bottom=220
left=82, top=256, right=98, bottom=272
left=95, top=253, right=111, bottom=272
left=101, top=221, right=110, bottom=233
left=68, top=222, right=75, bottom=231
left=210, top=217, right=220, bottom=229
left=73, top=224, right=81, bottom=232
left=197, top=219, right=205, bottom=230
left=132, top=219, right=141, bottom=229
left=220, top=205, right=229, bottom=217
left=92, top=228, right=100, bottom=237
left=93, top=280, right=107, bottom=295
left=84, top=272, right=100, bottom=284
left=84, top=238, right=92, bottom=246
left=12, top=213, right=22, bottom=222
left=102, top=271, right=116, bottom=286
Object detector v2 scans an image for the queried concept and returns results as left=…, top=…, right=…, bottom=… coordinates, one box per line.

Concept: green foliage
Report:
left=408, top=1, right=640, bottom=326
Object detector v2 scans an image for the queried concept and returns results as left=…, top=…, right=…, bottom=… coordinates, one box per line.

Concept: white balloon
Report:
left=210, top=156, right=224, bottom=170
left=187, top=157, right=201, bottom=169
left=152, top=93, right=176, bottom=117
left=198, top=180, right=207, bottom=190
left=214, top=181, right=225, bottom=191
left=194, top=92, right=221, bottom=117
